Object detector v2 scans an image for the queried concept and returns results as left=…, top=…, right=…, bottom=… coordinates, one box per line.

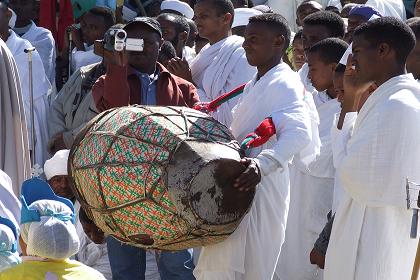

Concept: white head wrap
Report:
left=0, top=224, right=21, bottom=272
left=232, top=8, right=262, bottom=28
left=8, top=8, right=16, bottom=29
left=20, top=200, right=80, bottom=260
left=161, top=0, right=194, bottom=19
left=44, top=150, right=70, bottom=181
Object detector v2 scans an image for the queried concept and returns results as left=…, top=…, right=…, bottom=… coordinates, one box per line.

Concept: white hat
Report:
left=44, top=150, right=70, bottom=180
left=232, top=8, right=262, bottom=28
left=8, top=8, right=16, bottom=29
left=161, top=0, right=194, bottom=19
left=20, top=200, right=80, bottom=260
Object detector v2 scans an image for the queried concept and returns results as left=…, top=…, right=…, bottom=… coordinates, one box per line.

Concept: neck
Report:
left=326, top=85, right=337, bottom=99
left=208, top=30, right=230, bottom=45
left=133, top=63, right=157, bottom=75
left=0, top=29, right=9, bottom=42
left=375, top=65, right=406, bottom=86
left=15, top=20, right=32, bottom=28
left=256, top=56, right=282, bottom=80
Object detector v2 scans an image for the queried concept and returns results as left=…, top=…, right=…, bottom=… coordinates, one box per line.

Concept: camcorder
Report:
left=103, top=28, right=144, bottom=52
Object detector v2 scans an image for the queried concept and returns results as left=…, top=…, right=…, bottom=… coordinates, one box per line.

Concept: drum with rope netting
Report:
left=69, top=106, right=255, bottom=250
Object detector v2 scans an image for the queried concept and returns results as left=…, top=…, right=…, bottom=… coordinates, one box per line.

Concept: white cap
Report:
left=232, top=8, right=262, bottom=28
left=161, top=0, right=194, bottom=19
left=44, top=150, right=70, bottom=180
left=8, top=8, right=16, bottom=29
left=20, top=200, right=80, bottom=260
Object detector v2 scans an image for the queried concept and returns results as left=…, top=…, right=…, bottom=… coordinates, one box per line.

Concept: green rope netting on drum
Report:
left=69, top=106, right=241, bottom=250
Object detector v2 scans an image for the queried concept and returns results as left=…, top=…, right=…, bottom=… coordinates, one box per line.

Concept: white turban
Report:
left=44, top=150, right=70, bottom=180
left=161, top=0, right=194, bottom=19
left=20, top=200, right=80, bottom=260
left=232, top=8, right=262, bottom=28
left=0, top=223, right=21, bottom=272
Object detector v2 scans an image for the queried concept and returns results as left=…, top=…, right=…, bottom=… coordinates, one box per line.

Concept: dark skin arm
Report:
left=233, top=158, right=262, bottom=192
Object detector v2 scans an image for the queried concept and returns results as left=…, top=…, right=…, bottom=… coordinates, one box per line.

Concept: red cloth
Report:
left=39, top=0, right=74, bottom=51
left=92, top=63, right=200, bottom=112
left=242, top=118, right=276, bottom=149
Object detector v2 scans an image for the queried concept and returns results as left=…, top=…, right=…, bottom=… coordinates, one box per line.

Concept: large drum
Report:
left=69, top=106, right=255, bottom=250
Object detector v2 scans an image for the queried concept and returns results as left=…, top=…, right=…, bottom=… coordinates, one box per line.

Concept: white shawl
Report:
left=190, top=35, right=256, bottom=127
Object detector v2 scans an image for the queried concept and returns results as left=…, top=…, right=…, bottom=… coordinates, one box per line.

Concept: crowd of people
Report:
left=0, top=0, right=420, bottom=279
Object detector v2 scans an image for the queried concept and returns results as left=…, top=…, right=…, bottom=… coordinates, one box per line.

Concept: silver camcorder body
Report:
left=103, top=28, right=144, bottom=52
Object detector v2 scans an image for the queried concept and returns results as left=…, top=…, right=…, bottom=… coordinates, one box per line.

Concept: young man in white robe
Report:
left=0, top=2, right=50, bottom=168
left=194, top=13, right=314, bottom=280
left=10, top=0, right=56, bottom=87
left=167, top=0, right=256, bottom=128
left=324, top=17, right=420, bottom=280
left=275, top=38, right=348, bottom=280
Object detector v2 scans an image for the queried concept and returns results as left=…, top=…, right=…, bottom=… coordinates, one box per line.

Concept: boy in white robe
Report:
left=167, top=0, right=256, bottom=127
left=10, top=0, right=56, bottom=86
left=0, top=3, right=51, bottom=167
left=299, top=11, right=345, bottom=99
left=276, top=38, right=348, bottom=280
left=194, top=13, right=313, bottom=280
left=324, top=17, right=420, bottom=280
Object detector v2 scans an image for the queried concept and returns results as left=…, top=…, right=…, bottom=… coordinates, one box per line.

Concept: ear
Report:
left=222, top=12, right=233, bottom=28
left=330, top=62, right=338, bottom=73
left=6, top=9, right=12, bottom=23
left=273, top=34, right=286, bottom=50
left=178, top=31, right=188, bottom=44
left=378, top=42, right=392, bottom=59
left=159, top=37, right=164, bottom=48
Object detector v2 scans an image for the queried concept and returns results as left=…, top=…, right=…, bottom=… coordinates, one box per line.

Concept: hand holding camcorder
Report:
left=103, top=28, right=145, bottom=52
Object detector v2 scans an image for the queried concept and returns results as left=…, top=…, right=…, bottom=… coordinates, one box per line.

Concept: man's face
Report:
left=346, top=14, right=367, bottom=42
left=157, top=17, right=178, bottom=46
left=48, top=175, right=74, bottom=200
left=126, top=24, right=162, bottom=70
left=333, top=71, right=345, bottom=106
left=296, top=1, right=323, bottom=26
left=9, top=0, right=38, bottom=25
left=243, top=22, right=282, bottom=68
left=0, top=6, right=10, bottom=30
left=407, top=38, right=420, bottom=80
left=80, top=12, right=108, bottom=46
left=302, top=24, right=332, bottom=52
left=194, top=1, right=228, bottom=41
left=292, top=38, right=305, bottom=70
left=352, top=34, right=379, bottom=83
left=307, top=52, right=335, bottom=92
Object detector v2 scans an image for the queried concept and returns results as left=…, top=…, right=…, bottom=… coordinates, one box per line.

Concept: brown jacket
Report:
left=92, top=62, right=199, bottom=111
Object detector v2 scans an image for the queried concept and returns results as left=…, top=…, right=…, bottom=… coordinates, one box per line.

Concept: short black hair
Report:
left=335, top=63, right=346, bottom=73
left=249, top=13, right=291, bottom=52
left=157, top=13, right=190, bottom=37
left=308, top=38, right=348, bottom=64
left=354, top=17, right=416, bottom=64
left=293, top=29, right=303, bottom=43
left=407, top=17, right=420, bottom=39
left=160, top=40, right=177, bottom=59
left=196, top=0, right=235, bottom=26
left=88, top=6, right=116, bottom=30
left=303, top=11, right=345, bottom=38
left=187, top=18, right=198, bottom=34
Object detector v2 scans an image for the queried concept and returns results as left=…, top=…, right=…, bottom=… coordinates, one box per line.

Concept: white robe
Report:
left=0, top=170, right=21, bottom=229
left=194, top=63, right=312, bottom=280
left=6, top=30, right=51, bottom=167
left=324, top=74, right=420, bottom=280
left=190, top=35, right=256, bottom=127
left=71, top=44, right=102, bottom=73
left=276, top=98, right=340, bottom=280
left=19, top=21, right=56, bottom=86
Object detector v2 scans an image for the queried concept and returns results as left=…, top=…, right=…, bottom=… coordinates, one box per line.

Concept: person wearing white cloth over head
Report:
left=0, top=1, right=50, bottom=169
left=161, top=0, right=195, bottom=19
left=231, top=8, right=262, bottom=37
left=324, top=17, right=420, bottom=280
left=194, top=13, right=314, bottom=280
left=0, top=178, right=106, bottom=279
left=167, top=0, right=256, bottom=128
left=44, top=149, right=113, bottom=279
